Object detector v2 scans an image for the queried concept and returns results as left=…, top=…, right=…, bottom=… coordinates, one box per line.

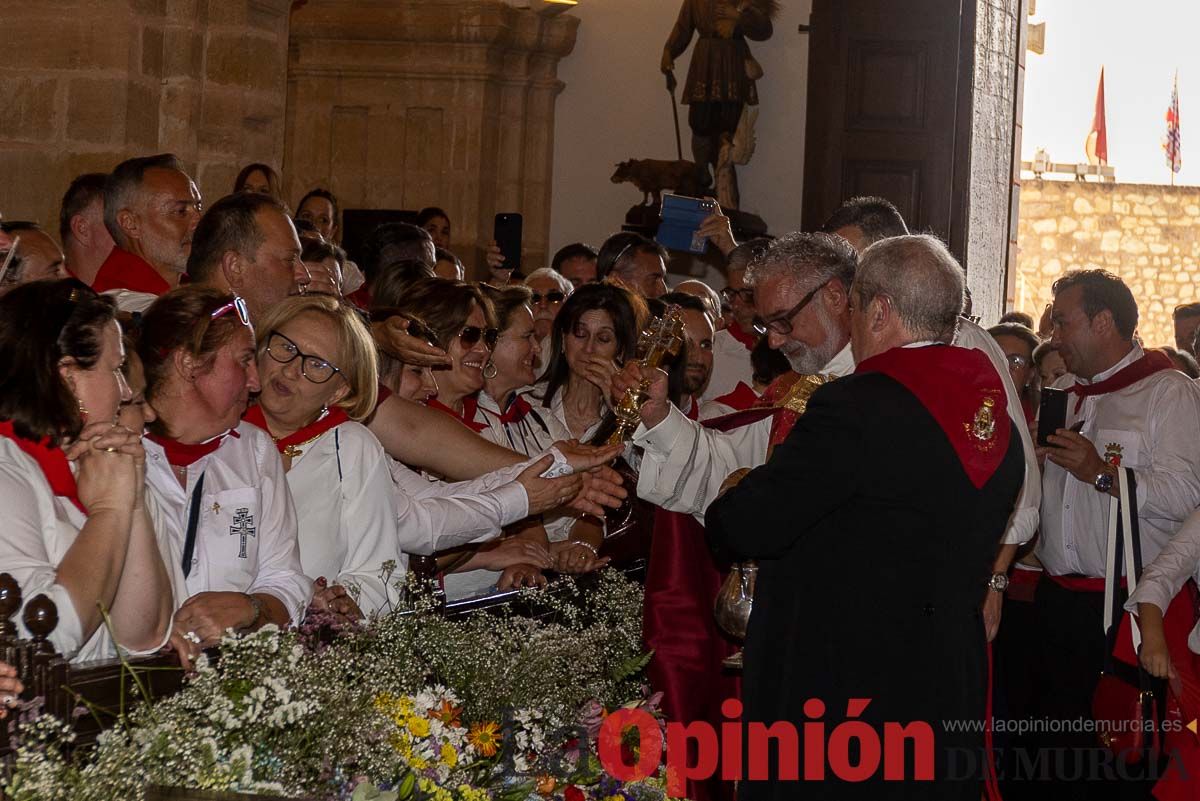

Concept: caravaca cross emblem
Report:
left=965, top=394, right=998, bottom=451
left=230, top=507, right=257, bottom=559
left=1104, top=443, right=1124, bottom=467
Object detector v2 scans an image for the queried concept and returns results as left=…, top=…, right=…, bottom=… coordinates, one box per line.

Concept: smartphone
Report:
left=493, top=213, right=523, bottom=273
left=1037, top=387, right=1069, bottom=446
left=656, top=193, right=716, bottom=255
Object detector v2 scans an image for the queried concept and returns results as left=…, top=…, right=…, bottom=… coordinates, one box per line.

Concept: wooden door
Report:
left=801, top=0, right=976, bottom=262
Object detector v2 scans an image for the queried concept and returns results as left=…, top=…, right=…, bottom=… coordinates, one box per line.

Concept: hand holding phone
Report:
left=1037, top=387, right=1068, bottom=447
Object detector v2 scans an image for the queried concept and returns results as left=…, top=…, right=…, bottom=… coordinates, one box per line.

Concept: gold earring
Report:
left=77, top=397, right=88, bottom=420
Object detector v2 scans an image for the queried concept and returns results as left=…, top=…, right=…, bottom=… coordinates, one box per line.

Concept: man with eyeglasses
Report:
left=616, top=229, right=1039, bottom=635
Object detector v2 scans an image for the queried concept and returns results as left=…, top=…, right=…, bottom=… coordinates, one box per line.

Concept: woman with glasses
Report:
left=473, top=285, right=608, bottom=578
left=242, top=294, right=398, bottom=618
left=536, top=283, right=648, bottom=441
left=389, top=278, right=499, bottom=430
left=138, top=287, right=311, bottom=669
left=0, top=279, right=173, bottom=661
left=987, top=322, right=1040, bottom=425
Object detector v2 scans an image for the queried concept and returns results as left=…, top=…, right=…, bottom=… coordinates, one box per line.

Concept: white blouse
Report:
left=144, top=423, right=312, bottom=626
left=285, top=421, right=400, bottom=616
left=1126, top=508, right=1200, bottom=654
left=0, top=439, right=174, bottom=661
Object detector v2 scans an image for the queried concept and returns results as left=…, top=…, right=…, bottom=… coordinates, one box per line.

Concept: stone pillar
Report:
left=0, top=0, right=290, bottom=237
left=286, top=0, right=578, bottom=276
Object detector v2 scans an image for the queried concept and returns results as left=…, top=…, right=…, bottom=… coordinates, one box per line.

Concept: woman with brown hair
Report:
left=233, top=163, right=282, bottom=200
left=389, top=278, right=498, bottom=430
left=139, top=286, right=310, bottom=668
left=0, top=279, right=173, bottom=660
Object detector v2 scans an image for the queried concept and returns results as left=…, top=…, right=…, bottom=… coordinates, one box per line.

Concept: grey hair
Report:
left=525, top=267, right=573, bottom=297
left=853, top=234, right=964, bottom=343
left=745, top=231, right=857, bottom=295
left=103, top=153, right=189, bottom=248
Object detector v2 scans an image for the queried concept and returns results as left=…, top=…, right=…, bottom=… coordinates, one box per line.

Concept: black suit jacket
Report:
left=705, top=370, right=1024, bottom=800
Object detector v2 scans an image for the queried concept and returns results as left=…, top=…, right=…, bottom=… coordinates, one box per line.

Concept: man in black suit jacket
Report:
left=701, top=235, right=1025, bottom=800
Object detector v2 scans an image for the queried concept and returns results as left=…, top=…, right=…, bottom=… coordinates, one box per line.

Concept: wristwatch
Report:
left=1094, top=471, right=1114, bottom=493
left=987, top=572, right=1009, bottom=593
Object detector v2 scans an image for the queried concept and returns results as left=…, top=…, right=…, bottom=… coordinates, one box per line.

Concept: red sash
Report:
left=713, top=381, right=759, bottom=413
left=0, top=421, right=86, bottom=514
left=425, top=396, right=488, bottom=433
left=856, top=345, right=1010, bottom=489
left=90, top=246, right=172, bottom=295
left=145, top=428, right=240, bottom=467
left=726, top=320, right=757, bottom=351
left=1068, top=350, right=1174, bottom=413
left=498, top=394, right=534, bottom=425
left=242, top=404, right=350, bottom=455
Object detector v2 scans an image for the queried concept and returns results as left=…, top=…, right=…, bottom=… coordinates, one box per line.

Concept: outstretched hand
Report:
left=516, top=455, right=585, bottom=515
left=372, top=317, right=451, bottom=368
left=547, top=440, right=627, bottom=516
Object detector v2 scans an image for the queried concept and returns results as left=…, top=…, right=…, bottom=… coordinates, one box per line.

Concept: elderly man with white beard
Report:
left=615, top=228, right=1040, bottom=640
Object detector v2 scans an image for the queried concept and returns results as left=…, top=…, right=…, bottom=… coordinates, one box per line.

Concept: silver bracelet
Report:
left=242, top=593, right=264, bottom=631
left=571, top=540, right=599, bottom=556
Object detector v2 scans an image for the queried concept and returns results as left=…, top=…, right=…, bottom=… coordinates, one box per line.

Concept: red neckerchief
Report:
left=499, top=394, right=534, bottom=425
left=0, top=421, right=86, bottom=514
left=90, top=246, right=172, bottom=295
left=346, top=286, right=372, bottom=310
left=726, top=320, right=757, bottom=351
left=1067, top=350, right=1174, bottom=413
left=426, top=396, right=489, bottom=433
left=714, top=381, right=759, bottom=412
left=855, top=345, right=1011, bottom=490
left=146, top=428, right=240, bottom=468
left=242, top=404, right=350, bottom=455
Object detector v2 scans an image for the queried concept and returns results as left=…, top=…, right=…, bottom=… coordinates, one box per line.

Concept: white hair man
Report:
left=705, top=234, right=1026, bottom=799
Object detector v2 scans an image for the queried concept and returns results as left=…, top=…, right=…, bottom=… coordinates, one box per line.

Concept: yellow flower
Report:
left=467, top=721, right=501, bottom=757
left=439, top=741, right=458, bottom=767
left=406, top=716, right=431, bottom=738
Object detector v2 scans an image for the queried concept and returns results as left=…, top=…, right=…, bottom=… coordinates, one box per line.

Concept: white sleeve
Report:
left=632, top=404, right=771, bottom=519
left=1133, top=377, right=1200, bottom=523
left=0, top=462, right=88, bottom=658
left=332, top=429, right=401, bottom=616
left=954, top=319, right=1041, bottom=545
left=245, top=450, right=312, bottom=625
left=1126, top=509, right=1200, bottom=615
left=396, top=459, right=528, bottom=499
left=392, top=460, right=529, bottom=555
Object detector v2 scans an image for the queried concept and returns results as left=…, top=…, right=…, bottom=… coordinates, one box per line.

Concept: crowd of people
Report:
left=2, top=154, right=1200, bottom=801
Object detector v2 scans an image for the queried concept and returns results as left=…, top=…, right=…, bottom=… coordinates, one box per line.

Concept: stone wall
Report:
left=1013, top=179, right=1200, bottom=347
left=0, top=0, right=291, bottom=232
left=285, top=0, right=578, bottom=276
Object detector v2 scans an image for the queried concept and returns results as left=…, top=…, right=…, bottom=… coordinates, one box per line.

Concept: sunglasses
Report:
left=459, top=325, right=499, bottom=351
left=211, top=296, right=251, bottom=327
left=530, top=291, right=566, bottom=305
left=721, top=287, right=754, bottom=305
left=752, top=281, right=826, bottom=336
left=265, top=330, right=342, bottom=384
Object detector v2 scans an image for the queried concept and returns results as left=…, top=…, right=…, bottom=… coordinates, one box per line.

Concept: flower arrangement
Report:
left=2, top=571, right=682, bottom=801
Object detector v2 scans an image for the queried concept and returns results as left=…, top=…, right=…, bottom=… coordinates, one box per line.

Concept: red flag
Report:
left=1165, top=70, right=1182, bottom=175
left=1085, top=67, right=1108, bottom=165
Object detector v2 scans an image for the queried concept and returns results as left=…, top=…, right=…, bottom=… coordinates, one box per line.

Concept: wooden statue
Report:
left=661, top=0, right=779, bottom=190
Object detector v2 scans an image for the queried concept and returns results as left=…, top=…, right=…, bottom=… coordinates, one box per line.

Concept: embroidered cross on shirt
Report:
left=229, top=507, right=256, bottom=558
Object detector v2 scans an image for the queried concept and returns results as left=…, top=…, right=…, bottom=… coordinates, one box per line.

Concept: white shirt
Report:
left=101, top=288, right=158, bottom=314
left=285, top=421, right=400, bottom=616
left=701, top=327, right=755, bottom=404
left=1037, top=345, right=1200, bottom=578
left=0, top=440, right=171, bottom=661
left=1126, top=508, right=1200, bottom=654
left=635, top=326, right=1040, bottom=546
left=144, top=423, right=312, bottom=626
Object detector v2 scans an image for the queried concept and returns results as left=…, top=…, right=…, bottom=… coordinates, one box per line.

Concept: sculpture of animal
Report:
left=611, top=159, right=710, bottom=206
